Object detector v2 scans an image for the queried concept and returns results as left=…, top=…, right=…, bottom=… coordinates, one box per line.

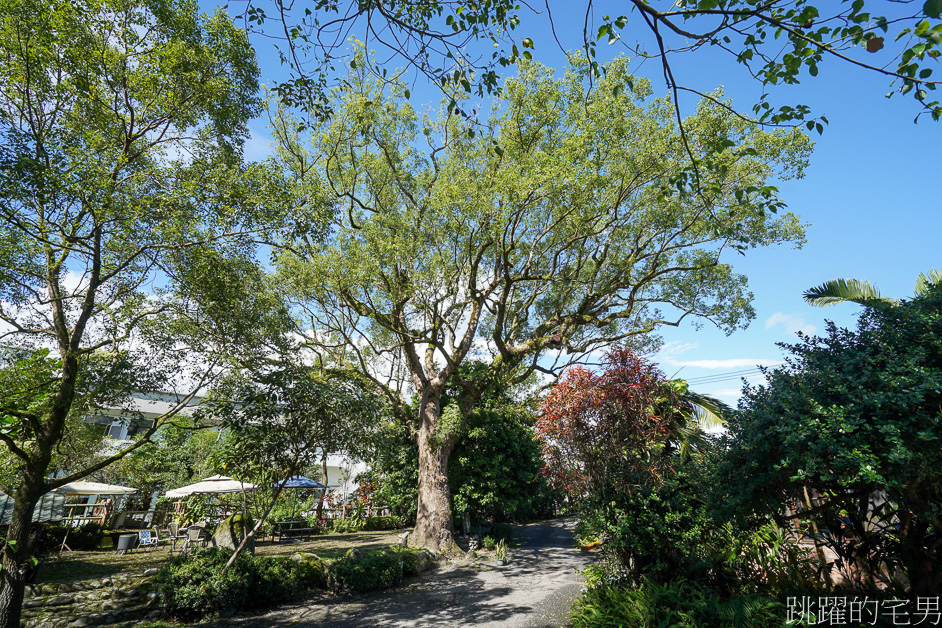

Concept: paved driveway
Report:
left=208, top=518, right=593, bottom=628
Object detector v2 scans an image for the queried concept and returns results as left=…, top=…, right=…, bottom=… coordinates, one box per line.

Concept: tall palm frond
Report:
left=684, top=391, right=733, bottom=430
left=671, top=390, right=732, bottom=460
left=802, top=278, right=897, bottom=308
left=914, top=269, right=942, bottom=296
left=805, top=269, right=942, bottom=309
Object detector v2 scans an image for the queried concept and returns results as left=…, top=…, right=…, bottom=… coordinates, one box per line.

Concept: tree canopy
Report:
left=0, top=0, right=281, bottom=622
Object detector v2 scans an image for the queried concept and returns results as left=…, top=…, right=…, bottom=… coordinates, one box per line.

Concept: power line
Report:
left=684, top=369, right=765, bottom=384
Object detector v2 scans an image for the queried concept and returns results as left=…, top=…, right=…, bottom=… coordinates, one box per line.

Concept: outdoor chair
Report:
left=182, top=525, right=211, bottom=553
left=138, top=529, right=160, bottom=551
left=166, top=522, right=187, bottom=554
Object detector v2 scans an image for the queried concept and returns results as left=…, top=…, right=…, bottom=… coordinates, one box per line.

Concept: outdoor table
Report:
left=272, top=520, right=316, bottom=542
left=116, top=534, right=137, bottom=555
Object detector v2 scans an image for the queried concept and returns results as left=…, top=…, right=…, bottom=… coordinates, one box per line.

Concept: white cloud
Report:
left=765, top=311, right=817, bottom=336
left=658, top=341, right=699, bottom=356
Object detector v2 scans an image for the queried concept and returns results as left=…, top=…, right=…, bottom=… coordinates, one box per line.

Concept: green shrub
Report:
left=292, top=554, right=329, bottom=589
left=482, top=536, right=497, bottom=550
left=35, top=523, right=104, bottom=552
left=328, top=517, right=365, bottom=534
left=244, top=557, right=303, bottom=608
left=572, top=578, right=785, bottom=628
left=153, top=548, right=252, bottom=622
left=398, top=548, right=422, bottom=576
left=327, top=552, right=402, bottom=594
left=488, top=522, right=513, bottom=545
left=363, top=515, right=405, bottom=531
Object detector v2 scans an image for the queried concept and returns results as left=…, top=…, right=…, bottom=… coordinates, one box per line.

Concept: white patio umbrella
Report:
left=55, top=481, right=137, bottom=495
left=164, top=475, right=258, bottom=498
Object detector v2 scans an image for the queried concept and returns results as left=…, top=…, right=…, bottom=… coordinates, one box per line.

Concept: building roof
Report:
left=0, top=491, right=65, bottom=526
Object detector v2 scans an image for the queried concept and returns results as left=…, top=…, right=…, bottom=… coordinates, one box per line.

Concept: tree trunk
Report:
left=0, top=477, right=44, bottom=628
left=411, top=387, right=459, bottom=553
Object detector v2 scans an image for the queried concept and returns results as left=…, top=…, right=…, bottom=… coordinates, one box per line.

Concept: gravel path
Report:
left=207, top=518, right=593, bottom=628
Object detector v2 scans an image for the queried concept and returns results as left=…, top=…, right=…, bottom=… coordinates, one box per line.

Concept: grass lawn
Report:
left=38, top=528, right=410, bottom=584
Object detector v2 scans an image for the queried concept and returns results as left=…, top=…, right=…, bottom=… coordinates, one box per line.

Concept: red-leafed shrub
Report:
left=535, top=346, right=692, bottom=498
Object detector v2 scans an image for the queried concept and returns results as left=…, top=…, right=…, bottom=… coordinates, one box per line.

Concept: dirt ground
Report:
left=205, top=518, right=594, bottom=628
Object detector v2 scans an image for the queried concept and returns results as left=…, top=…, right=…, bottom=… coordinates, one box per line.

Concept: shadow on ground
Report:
left=207, top=518, right=593, bottom=628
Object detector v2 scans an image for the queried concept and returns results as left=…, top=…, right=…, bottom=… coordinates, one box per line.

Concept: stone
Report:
left=212, top=513, right=255, bottom=551
left=65, top=619, right=89, bottom=627
left=397, top=532, right=410, bottom=547
left=88, top=580, right=101, bottom=589
left=465, top=550, right=477, bottom=560
left=143, top=568, right=158, bottom=576
left=345, top=547, right=362, bottom=560
left=41, top=585, right=57, bottom=595
left=99, top=578, right=111, bottom=587
left=146, top=610, right=162, bottom=619
left=416, top=552, right=435, bottom=572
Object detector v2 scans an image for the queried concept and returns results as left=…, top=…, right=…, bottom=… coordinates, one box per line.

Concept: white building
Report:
left=85, top=390, right=367, bottom=502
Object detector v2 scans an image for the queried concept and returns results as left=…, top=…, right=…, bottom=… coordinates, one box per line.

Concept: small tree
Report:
left=536, top=346, right=727, bottom=582
left=201, top=364, right=384, bottom=568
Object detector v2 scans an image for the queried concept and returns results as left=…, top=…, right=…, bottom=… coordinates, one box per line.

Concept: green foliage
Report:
left=362, top=516, right=406, bottom=531
left=154, top=549, right=253, bottom=621
left=327, top=552, right=403, bottom=594
left=571, top=578, right=785, bottom=628
left=578, top=450, right=744, bottom=590
left=723, top=281, right=942, bottom=594
left=450, top=404, right=557, bottom=523
left=361, top=420, right=420, bottom=523
left=327, top=517, right=366, bottom=534
left=154, top=548, right=307, bottom=621
left=365, top=400, right=556, bottom=527
left=34, top=524, right=104, bottom=553
left=487, top=523, right=514, bottom=546
left=96, top=422, right=220, bottom=515
left=494, top=539, right=508, bottom=561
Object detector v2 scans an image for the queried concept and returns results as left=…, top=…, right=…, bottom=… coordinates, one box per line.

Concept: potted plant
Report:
left=494, top=539, right=508, bottom=566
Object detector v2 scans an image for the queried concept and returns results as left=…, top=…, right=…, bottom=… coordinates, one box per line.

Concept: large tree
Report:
left=272, top=54, right=810, bottom=551
left=0, top=0, right=280, bottom=623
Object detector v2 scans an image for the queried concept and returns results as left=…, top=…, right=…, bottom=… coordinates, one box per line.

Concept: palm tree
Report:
left=664, top=383, right=732, bottom=460
left=803, top=269, right=942, bottom=308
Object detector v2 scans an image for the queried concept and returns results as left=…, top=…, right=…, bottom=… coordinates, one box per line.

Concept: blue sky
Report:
left=219, top=2, right=940, bottom=406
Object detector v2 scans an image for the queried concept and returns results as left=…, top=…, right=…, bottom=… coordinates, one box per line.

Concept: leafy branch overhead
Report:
left=253, top=1, right=942, bottom=125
